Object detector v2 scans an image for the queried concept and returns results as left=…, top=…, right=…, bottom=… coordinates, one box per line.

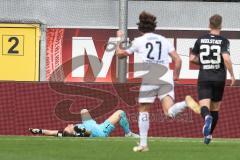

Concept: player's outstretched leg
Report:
left=199, top=99, right=213, bottom=143
left=162, top=95, right=199, bottom=118
left=107, top=110, right=139, bottom=138
left=204, top=111, right=218, bottom=144
left=161, top=96, right=185, bottom=118
left=133, top=104, right=150, bottom=152
left=119, top=111, right=130, bottom=133
left=204, top=102, right=220, bottom=144
left=210, top=111, right=219, bottom=134
left=202, top=114, right=213, bottom=137
left=119, top=111, right=139, bottom=138
left=185, top=95, right=201, bottom=114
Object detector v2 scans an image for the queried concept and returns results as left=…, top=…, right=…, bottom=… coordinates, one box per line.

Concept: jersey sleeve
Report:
left=125, top=39, right=138, bottom=54
left=221, top=39, right=230, bottom=55
left=192, top=39, right=200, bottom=55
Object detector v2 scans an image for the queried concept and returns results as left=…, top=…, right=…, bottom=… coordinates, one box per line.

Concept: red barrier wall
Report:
left=0, top=82, right=239, bottom=138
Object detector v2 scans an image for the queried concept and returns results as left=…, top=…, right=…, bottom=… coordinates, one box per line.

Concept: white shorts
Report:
left=138, top=70, right=175, bottom=103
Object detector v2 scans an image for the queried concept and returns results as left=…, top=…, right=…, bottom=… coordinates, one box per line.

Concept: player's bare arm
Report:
left=116, top=30, right=130, bottom=58
left=189, top=54, right=199, bottom=65
left=222, top=53, right=235, bottom=86
left=29, top=128, right=63, bottom=137
left=169, top=50, right=182, bottom=80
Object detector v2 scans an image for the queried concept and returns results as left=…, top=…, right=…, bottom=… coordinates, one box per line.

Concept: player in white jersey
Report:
left=116, top=11, right=200, bottom=152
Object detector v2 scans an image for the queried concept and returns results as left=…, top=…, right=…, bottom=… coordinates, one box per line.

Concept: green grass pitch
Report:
left=0, top=136, right=240, bottom=160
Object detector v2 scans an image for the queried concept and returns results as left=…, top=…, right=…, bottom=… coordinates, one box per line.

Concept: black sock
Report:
left=200, top=106, right=210, bottom=119
left=210, top=111, right=219, bottom=134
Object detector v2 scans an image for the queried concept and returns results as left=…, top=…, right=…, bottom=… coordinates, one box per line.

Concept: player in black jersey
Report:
left=190, top=14, right=235, bottom=144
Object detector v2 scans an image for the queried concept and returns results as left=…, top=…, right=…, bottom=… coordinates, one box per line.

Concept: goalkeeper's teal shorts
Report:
left=79, top=119, right=115, bottom=137
left=99, top=120, right=115, bottom=137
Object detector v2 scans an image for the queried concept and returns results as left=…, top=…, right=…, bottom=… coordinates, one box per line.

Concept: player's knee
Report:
left=81, top=109, right=89, bottom=114
left=117, top=110, right=124, bottom=114
left=115, top=110, right=124, bottom=117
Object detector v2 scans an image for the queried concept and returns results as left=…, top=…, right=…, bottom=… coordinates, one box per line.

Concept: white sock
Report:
left=168, top=101, right=187, bottom=118
left=138, top=112, right=149, bottom=147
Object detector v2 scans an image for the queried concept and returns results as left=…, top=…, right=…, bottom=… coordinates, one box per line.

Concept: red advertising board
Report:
left=46, top=28, right=240, bottom=84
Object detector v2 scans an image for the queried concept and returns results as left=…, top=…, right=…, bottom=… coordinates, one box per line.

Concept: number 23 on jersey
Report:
left=199, top=44, right=221, bottom=65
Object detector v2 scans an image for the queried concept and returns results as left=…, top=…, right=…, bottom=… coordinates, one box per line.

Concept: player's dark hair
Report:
left=209, top=14, right=222, bottom=29
left=137, top=11, right=157, bottom=33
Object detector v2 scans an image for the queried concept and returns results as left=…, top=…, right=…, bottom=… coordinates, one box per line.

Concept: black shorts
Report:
left=198, top=81, right=225, bottom=102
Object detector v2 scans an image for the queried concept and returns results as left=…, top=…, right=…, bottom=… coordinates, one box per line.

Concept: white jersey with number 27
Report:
left=125, top=33, right=176, bottom=102
left=126, top=33, right=175, bottom=68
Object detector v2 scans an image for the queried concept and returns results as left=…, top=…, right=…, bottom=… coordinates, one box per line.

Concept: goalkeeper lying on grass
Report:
left=29, top=109, right=139, bottom=138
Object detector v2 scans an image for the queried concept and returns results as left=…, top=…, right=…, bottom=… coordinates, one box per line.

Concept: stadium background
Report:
left=0, top=0, right=240, bottom=137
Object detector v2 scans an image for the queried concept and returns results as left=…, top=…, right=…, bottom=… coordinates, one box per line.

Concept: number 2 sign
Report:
left=0, top=24, right=40, bottom=81
left=2, top=35, right=24, bottom=56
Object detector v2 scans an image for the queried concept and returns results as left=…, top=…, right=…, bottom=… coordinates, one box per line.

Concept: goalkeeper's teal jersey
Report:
left=76, top=119, right=115, bottom=137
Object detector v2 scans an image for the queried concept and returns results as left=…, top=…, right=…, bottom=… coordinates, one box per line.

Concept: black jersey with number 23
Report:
left=192, top=33, right=230, bottom=82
